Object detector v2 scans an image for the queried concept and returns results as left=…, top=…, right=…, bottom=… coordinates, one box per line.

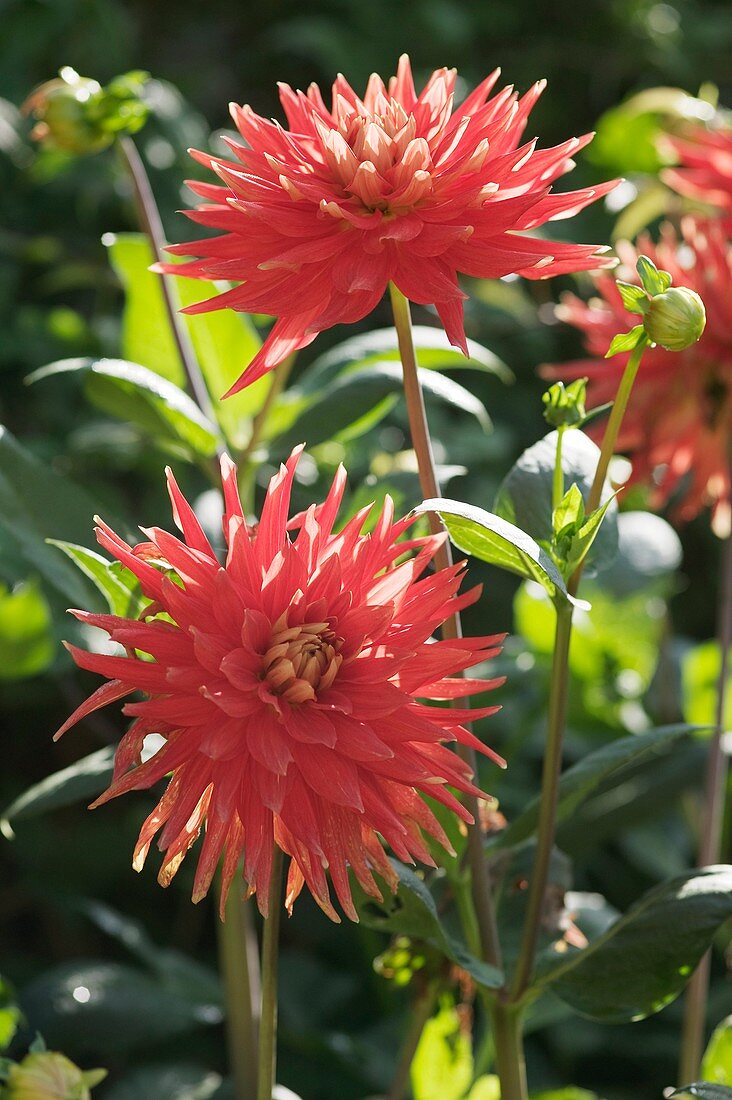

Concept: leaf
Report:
left=595, top=510, right=682, bottom=598
left=104, top=1064, right=224, bottom=1100
left=532, top=1091, right=600, bottom=1099
left=31, top=357, right=222, bottom=461
left=494, top=430, right=618, bottom=578
left=615, top=281, right=648, bottom=315
left=48, top=541, right=142, bottom=617
left=605, top=325, right=645, bottom=358
left=701, top=1016, right=732, bottom=1085
left=466, top=1078, right=501, bottom=1100
left=683, top=642, right=732, bottom=730
left=19, top=961, right=222, bottom=1058
left=492, top=725, right=695, bottom=851
left=415, top=497, right=572, bottom=603
left=563, top=494, right=617, bottom=579
left=636, top=254, right=672, bottom=296
left=1, top=747, right=115, bottom=838
left=410, top=1001, right=473, bottom=1100
left=666, top=1087, right=732, bottom=1099
left=300, top=324, right=512, bottom=395
left=354, top=860, right=504, bottom=990
left=0, top=427, right=107, bottom=608
left=553, top=483, right=585, bottom=539
left=0, top=978, right=21, bottom=1053
left=271, top=361, right=490, bottom=452
left=0, top=579, right=53, bottom=680
left=544, top=866, right=732, bottom=1021
left=105, top=233, right=268, bottom=447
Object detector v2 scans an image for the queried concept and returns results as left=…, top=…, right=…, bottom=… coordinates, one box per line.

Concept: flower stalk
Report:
left=388, top=282, right=503, bottom=975
left=678, top=513, right=732, bottom=1083
left=218, top=885, right=261, bottom=1100
left=257, top=847, right=284, bottom=1100
left=117, top=135, right=218, bottom=429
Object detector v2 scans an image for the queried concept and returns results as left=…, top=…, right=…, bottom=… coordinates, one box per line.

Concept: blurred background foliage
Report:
left=1, top=1, right=732, bottom=1097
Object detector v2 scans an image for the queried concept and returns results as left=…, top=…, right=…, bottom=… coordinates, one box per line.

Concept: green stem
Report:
left=491, top=1003, right=528, bottom=1100
left=117, top=136, right=218, bottom=432
left=218, top=884, right=261, bottom=1100
left=510, top=600, right=574, bottom=1001
left=388, top=282, right=502, bottom=974
left=678, top=519, right=732, bottom=1083
left=552, top=426, right=565, bottom=512
left=257, top=848, right=284, bottom=1100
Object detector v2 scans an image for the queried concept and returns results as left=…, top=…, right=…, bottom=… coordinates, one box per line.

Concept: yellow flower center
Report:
left=262, top=618, right=342, bottom=704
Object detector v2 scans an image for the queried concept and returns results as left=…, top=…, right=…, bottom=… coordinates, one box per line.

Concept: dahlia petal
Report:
left=166, top=468, right=215, bottom=557
left=54, top=678, right=132, bottom=740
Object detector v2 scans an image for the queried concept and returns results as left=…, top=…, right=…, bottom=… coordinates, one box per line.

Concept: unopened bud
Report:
left=542, top=378, right=588, bottom=428
left=5, top=1051, right=106, bottom=1100
left=23, top=67, right=148, bottom=156
left=644, top=286, right=706, bottom=351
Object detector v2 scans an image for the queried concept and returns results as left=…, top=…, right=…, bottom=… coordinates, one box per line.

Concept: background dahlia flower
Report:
left=545, top=218, right=732, bottom=528
left=57, top=450, right=505, bottom=920
left=664, top=124, right=732, bottom=225
left=163, top=55, right=617, bottom=394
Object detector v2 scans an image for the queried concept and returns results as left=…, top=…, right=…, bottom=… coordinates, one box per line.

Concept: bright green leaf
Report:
left=553, top=483, right=585, bottom=539
left=48, top=541, right=142, bottom=617
left=411, top=1001, right=473, bottom=1100
left=605, top=325, right=645, bottom=358
left=615, top=281, right=649, bottom=315
left=0, top=579, right=53, bottom=680
left=636, top=254, right=672, bottom=296
left=415, top=498, right=572, bottom=603
left=701, top=1016, right=732, bottom=1085
left=467, top=1077, right=501, bottom=1100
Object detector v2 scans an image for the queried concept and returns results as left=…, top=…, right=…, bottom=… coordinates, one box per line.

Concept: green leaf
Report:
left=466, top=1077, right=501, bottom=1100
left=563, top=494, right=616, bottom=578
left=0, top=426, right=108, bottom=608
left=1, top=747, right=115, bottom=838
left=494, top=430, right=618, bottom=579
left=31, top=357, right=222, bottom=462
left=553, top=483, right=585, bottom=540
left=615, top=281, right=649, bottom=315
left=300, top=324, right=512, bottom=395
left=411, top=1001, right=473, bottom=1100
left=0, top=977, right=21, bottom=1053
left=595, top=510, right=682, bottom=599
left=354, top=860, right=504, bottom=990
left=0, top=579, right=53, bottom=680
left=532, top=1090, right=600, bottom=1099
left=104, top=1064, right=223, bottom=1100
left=605, top=325, right=645, bottom=358
left=666, top=1087, right=732, bottom=1099
left=684, top=642, right=732, bottom=730
left=701, top=1016, right=732, bottom=1085
left=494, top=725, right=696, bottom=852
left=48, top=541, right=142, bottom=617
left=636, top=254, right=672, bottom=296
left=544, top=866, right=732, bottom=1021
left=415, top=498, right=572, bottom=603
left=104, top=232, right=268, bottom=447
left=19, top=961, right=222, bottom=1058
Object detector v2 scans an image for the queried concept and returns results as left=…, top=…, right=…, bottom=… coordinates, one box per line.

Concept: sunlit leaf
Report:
left=0, top=579, right=53, bottom=680
left=411, top=1001, right=473, bottom=1100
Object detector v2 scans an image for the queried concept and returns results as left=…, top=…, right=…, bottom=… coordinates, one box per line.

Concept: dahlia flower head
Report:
left=57, top=449, right=505, bottom=920
left=545, top=217, right=732, bottom=529
left=164, top=55, right=617, bottom=396
left=664, top=124, right=732, bottom=228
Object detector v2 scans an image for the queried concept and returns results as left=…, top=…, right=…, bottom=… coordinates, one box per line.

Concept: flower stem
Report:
left=117, top=135, right=218, bottom=430
left=218, top=883, right=261, bottom=1100
left=678, top=519, right=732, bottom=1083
left=388, top=283, right=502, bottom=974
left=257, top=848, right=284, bottom=1100
left=510, top=599, right=573, bottom=1001
left=552, top=426, right=565, bottom=512
left=491, top=1003, right=528, bottom=1100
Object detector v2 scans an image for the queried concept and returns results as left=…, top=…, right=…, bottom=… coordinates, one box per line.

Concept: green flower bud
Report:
left=542, top=379, right=588, bottom=428
left=23, top=67, right=148, bottom=157
left=643, top=286, right=706, bottom=351
left=23, top=68, right=111, bottom=155
left=5, top=1052, right=106, bottom=1100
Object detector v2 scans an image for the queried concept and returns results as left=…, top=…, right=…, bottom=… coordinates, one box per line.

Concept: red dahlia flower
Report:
left=664, top=125, right=732, bottom=227
left=163, top=55, right=617, bottom=395
left=57, top=450, right=505, bottom=920
left=545, top=218, right=732, bottom=528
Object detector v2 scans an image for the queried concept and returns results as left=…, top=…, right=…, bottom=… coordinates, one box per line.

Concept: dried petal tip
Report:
left=644, top=286, right=706, bottom=351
